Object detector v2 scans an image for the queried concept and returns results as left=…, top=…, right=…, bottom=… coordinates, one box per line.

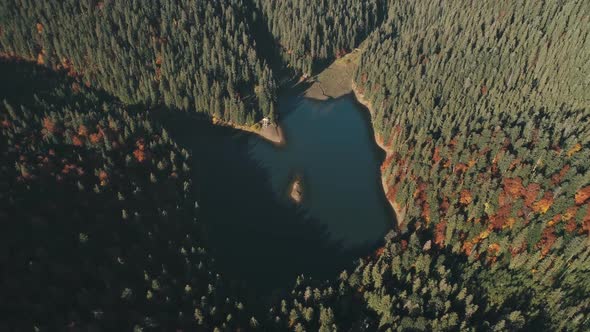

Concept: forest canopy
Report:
left=1, top=0, right=589, bottom=330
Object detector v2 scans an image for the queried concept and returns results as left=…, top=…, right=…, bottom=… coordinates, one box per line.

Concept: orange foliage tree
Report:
left=459, top=189, right=472, bottom=205
left=42, top=117, right=56, bottom=134
left=78, top=124, right=89, bottom=136
left=538, top=227, right=557, bottom=256
left=575, top=186, right=590, bottom=205
left=89, top=132, right=103, bottom=144
left=532, top=192, right=554, bottom=214
left=98, top=170, right=109, bottom=186
left=133, top=149, right=146, bottom=162
left=503, top=177, right=524, bottom=197
left=71, top=135, right=83, bottom=147
left=434, top=220, right=446, bottom=247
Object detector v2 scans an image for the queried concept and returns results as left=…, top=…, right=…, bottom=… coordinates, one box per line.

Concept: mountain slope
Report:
left=0, top=0, right=277, bottom=124
left=0, top=61, right=254, bottom=331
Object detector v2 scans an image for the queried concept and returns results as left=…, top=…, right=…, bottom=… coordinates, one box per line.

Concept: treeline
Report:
left=0, top=61, right=257, bottom=331
left=0, top=0, right=277, bottom=124
left=269, top=230, right=589, bottom=330
left=0, top=0, right=387, bottom=124
left=255, top=0, right=385, bottom=75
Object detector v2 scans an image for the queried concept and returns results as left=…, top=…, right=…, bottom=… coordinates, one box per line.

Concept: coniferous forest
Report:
left=1, top=0, right=590, bottom=331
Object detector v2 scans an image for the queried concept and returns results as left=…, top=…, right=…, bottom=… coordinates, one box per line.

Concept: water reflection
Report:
left=249, top=94, right=392, bottom=247
left=156, top=93, right=394, bottom=305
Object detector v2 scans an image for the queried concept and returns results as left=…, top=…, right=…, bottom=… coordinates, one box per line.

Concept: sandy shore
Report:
left=213, top=118, right=285, bottom=146
left=254, top=124, right=285, bottom=145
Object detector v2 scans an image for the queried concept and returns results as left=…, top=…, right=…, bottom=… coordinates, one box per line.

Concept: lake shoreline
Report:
left=284, top=48, right=405, bottom=229
left=217, top=49, right=404, bottom=229
left=351, top=82, right=406, bottom=229
left=250, top=89, right=392, bottom=247
left=213, top=118, right=286, bottom=146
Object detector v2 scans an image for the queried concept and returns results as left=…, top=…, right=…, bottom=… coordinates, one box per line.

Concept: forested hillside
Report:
left=0, top=62, right=255, bottom=331
left=1, top=0, right=590, bottom=330
left=255, top=0, right=385, bottom=75
left=233, top=1, right=590, bottom=330
left=344, top=0, right=590, bottom=329
left=356, top=0, right=590, bottom=269
left=0, top=0, right=277, bottom=124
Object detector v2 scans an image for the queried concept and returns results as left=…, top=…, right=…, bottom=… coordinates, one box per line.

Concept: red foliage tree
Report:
left=89, top=132, right=103, bottom=144
left=78, top=124, right=89, bottom=136
left=490, top=204, right=512, bottom=230
left=523, top=183, right=541, bottom=208
left=462, top=240, right=474, bottom=256
left=42, top=117, right=56, bottom=134
left=98, top=170, right=109, bottom=186
left=487, top=243, right=501, bottom=264
left=459, top=189, right=473, bottom=205
left=551, top=165, right=570, bottom=185
left=481, top=85, right=488, bottom=95
left=538, top=227, right=557, bottom=256
left=374, top=247, right=385, bottom=257
left=434, top=220, right=447, bottom=247
left=565, top=219, right=578, bottom=233
left=574, top=186, right=590, bottom=205
left=432, top=147, right=442, bottom=163
left=401, top=239, right=408, bottom=251
left=133, top=149, right=146, bottom=162
left=503, top=177, right=524, bottom=197
left=71, top=135, right=83, bottom=147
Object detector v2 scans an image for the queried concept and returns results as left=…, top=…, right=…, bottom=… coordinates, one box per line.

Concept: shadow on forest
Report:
left=154, top=110, right=380, bottom=306
left=0, top=58, right=385, bottom=311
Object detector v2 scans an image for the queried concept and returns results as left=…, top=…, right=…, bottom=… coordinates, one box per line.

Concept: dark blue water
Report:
left=249, top=95, right=391, bottom=247
left=158, top=93, right=393, bottom=302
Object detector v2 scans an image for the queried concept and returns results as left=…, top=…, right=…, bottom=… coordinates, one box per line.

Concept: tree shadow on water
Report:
left=154, top=110, right=380, bottom=308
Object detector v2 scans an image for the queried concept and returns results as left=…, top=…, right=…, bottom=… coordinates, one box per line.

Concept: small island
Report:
left=288, top=175, right=303, bottom=204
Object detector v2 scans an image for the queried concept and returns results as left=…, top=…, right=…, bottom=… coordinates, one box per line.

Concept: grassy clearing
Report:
left=305, top=49, right=362, bottom=100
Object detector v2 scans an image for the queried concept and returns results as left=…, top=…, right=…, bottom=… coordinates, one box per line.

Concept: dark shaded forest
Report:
left=0, top=60, right=254, bottom=330
left=1, top=0, right=589, bottom=331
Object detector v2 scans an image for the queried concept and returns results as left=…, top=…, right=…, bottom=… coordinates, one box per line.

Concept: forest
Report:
left=1, top=0, right=589, bottom=330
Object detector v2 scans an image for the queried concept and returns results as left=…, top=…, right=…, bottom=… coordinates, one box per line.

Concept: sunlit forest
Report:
left=1, top=0, right=589, bottom=330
